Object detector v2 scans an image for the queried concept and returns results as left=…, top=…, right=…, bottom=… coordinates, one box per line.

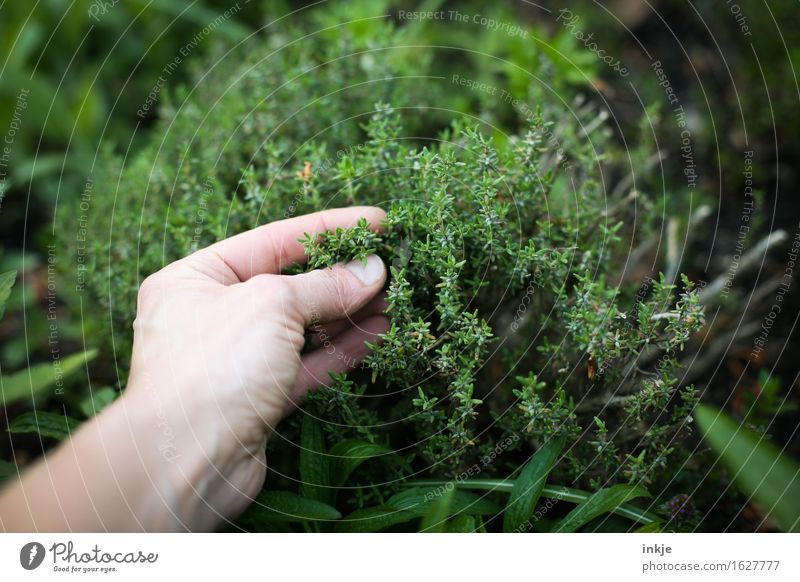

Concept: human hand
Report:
left=0, top=207, right=388, bottom=532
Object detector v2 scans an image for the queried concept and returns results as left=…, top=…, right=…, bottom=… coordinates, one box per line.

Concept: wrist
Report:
left=107, top=383, right=226, bottom=530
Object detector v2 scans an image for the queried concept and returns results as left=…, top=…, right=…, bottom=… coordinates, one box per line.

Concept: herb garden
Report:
left=1, top=1, right=798, bottom=534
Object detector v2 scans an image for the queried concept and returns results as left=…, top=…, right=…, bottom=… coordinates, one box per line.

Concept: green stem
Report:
left=404, top=479, right=659, bottom=526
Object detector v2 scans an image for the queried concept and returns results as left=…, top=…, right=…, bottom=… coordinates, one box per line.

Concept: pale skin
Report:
left=0, top=206, right=389, bottom=531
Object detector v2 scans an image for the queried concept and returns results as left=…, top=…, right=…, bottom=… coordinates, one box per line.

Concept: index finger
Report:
left=192, top=206, right=386, bottom=283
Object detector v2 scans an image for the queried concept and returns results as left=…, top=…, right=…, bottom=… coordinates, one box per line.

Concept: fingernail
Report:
left=345, top=254, right=384, bottom=285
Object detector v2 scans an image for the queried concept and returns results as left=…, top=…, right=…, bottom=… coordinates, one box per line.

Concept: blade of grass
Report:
left=405, top=479, right=658, bottom=525
left=695, top=404, right=800, bottom=532
left=553, top=484, right=650, bottom=532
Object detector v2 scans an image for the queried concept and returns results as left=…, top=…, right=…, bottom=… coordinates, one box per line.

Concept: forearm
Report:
left=0, top=392, right=208, bottom=532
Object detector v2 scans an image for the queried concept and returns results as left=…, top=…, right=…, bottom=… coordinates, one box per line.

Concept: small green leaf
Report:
left=504, top=437, right=564, bottom=532
left=238, top=490, right=341, bottom=528
left=419, top=489, right=454, bottom=532
left=334, top=506, right=418, bottom=533
left=695, top=404, right=800, bottom=532
left=329, top=439, right=394, bottom=487
left=7, top=411, right=80, bottom=441
left=0, top=349, right=98, bottom=407
left=554, top=484, right=650, bottom=532
left=299, top=415, right=331, bottom=504
left=0, top=270, right=16, bottom=321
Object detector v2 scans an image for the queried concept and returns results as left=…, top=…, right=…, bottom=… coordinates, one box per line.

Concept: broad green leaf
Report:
left=635, top=522, right=662, bottom=533
left=0, top=270, right=16, bottom=321
left=504, top=437, right=564, bottom=532
left=334, top=506, right=418, bottom=533
left=0, top=349, right=98, bottom=407
left=387, top=487, right=502, bottom=517
left=4, top=23, right=43, bottom=70
left=299, top=415, right=331, bottom=504
left=238, top=490, right=341, bottom=528
left=78, top=387, right=118, bottom=418
left=695, top=404, right=800, bottom=532
left=329, top=439, right=394, bottom=487
left=0, top=459, right=18, bottom=482
left=419, top=489, right=453, bottom=532
left=404, top=479, right=659, bottom=525
left=7, top=411, right=80, bottom=441
left=336, top=487, right=502, bottom=533
left=554, top=484, right=650, bottom=532
left=447, top=513, right=477, bottom=533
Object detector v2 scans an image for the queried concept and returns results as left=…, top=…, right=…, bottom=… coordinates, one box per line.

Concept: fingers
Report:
left=190, top=206, right=386, bottom=283
left=291, top=315, right=390, bottom=405
left=308, top=294, right=388, bottom=346
left=286, top=254, right=387, bottom=326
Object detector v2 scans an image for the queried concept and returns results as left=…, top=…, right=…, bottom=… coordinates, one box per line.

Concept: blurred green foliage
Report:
left=0, top=0, right=259, bottom=222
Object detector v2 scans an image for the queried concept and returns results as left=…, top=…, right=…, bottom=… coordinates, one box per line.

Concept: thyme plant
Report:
left=57, top=16, right=704, bottom=529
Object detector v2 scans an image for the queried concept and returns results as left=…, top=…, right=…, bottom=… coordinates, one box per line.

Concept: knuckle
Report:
left=136, top=272, right=170, bottom=311
left=244, top=274, right=279, bottom=306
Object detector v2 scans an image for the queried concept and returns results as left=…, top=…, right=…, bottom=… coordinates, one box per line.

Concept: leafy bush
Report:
left=56, top=8, right=706, bottom=531
left=0, top=0, right=257, bottom=197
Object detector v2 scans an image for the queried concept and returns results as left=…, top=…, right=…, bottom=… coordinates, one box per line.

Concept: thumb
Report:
left=285, top=254, right=387, bottom=326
